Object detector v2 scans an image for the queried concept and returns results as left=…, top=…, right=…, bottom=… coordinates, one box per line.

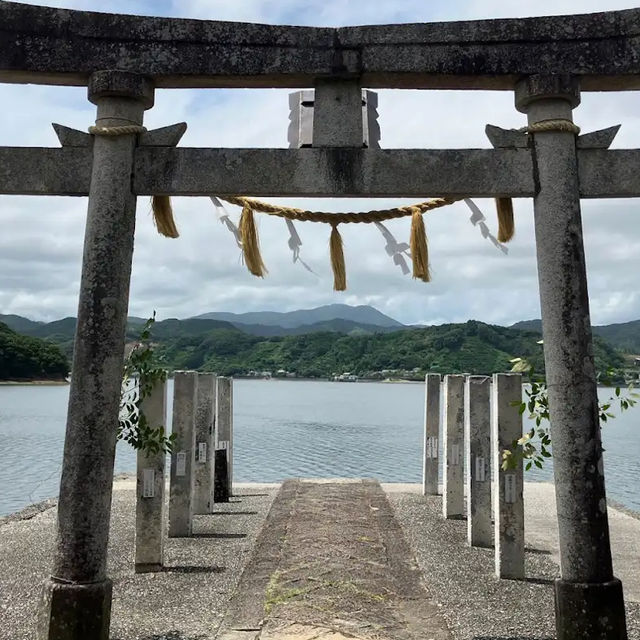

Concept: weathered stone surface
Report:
left=6, top=145, right=640, bottom=198
left=139, top=122, right=187, bottom=146
left=2, top=4, right=640, bottom=90
left=0, top=148, right=92, bottom=195
left=554, top=578, right=628, bottom=640
left=134, top=147, right=535, bottom=197
left=193, top=372, right=216, bottom=515
left=577, top=125, right=620, bottom=149
left=38, top=70, right=153, bottom=640
left=485, top=124, right=528, bottom=149
left=442, top=375, right=464, bottom=519
left=520, top=78, right=626, bottom=638
left=221, top=480, right=452, bottom=640
left=492, top=373, right=524, bottom=580
left=88, top=70, right=154, bottom=108
left=168, top=370, right=197, bottom=538
left=135, top=379, right=167, bottom=572
left=312, top=79, right=364, bottom=148
left=215, top=377, right=233, bottom=497
left=422, top=373, right=440, bottom=496
left=52, top=124, right=92, bottom=148
left=465, top=375, right=491, bottom=548
left=38, top=579, right=112, bottom=640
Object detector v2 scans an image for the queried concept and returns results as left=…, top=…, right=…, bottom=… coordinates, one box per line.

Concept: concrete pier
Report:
left=465, top=375, right=492, bottom=548
left=135, top=379, right=167, bottom=572
left=37, top=71, right=154, bottom=640
left=168, top=371, right=197, bottom=538
left=442, top=375, right=465, bottom=519
left=422, top=373, right=441, bottom=496
left=492, top=373, right=524, bottom=579
left=193, top=373, right=216, bottom=515
left=215, top=377, right=233, bottom=498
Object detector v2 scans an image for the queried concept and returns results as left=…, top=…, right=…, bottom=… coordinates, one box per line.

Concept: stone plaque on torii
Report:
left=1, top=3, right=638, bottom=639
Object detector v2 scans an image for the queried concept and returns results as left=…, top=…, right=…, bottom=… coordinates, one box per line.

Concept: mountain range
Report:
left=1, top=305, right=638, bottom=381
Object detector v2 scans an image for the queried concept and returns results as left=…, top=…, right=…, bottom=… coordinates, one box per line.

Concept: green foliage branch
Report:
left=118, top=313, right=175, bottom=454
left=503, top=356, right=638, bottom=471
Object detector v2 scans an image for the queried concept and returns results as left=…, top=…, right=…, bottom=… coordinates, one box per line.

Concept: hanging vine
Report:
left=503, top=357, right=638, bottom=471
left=118, top=313, right=176, bottom=454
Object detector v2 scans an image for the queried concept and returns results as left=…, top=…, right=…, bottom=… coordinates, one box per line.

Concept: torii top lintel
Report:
left=1, top=2, right=640, bottom=91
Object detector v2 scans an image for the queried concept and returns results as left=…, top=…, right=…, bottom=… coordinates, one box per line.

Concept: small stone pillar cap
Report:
left=88, top=70, right=155, bottom=109
left=515, top=75, right=580, bottom=113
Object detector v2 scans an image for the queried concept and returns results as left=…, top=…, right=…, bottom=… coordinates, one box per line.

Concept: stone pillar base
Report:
left=38, top=578, right=112, bottom=640
left=554, top=577, right=627, bottom=640
left=134, top=562, right=163, bottom=574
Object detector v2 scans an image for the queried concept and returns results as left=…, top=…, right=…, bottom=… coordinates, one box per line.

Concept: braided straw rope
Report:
left=88, top=125, right=147, bottom=136
left=220, top=195, right=461, bottom=224
left=523, top=119, right=580, bottom=135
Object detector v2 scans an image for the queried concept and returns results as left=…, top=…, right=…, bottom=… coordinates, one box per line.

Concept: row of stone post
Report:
left=423, top=372, right=524, bottom=579
left=135, top=371, right=233, bottom=572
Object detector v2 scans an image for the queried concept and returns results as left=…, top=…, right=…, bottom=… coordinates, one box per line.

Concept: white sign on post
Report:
left=504, top=474, right=517, bottom=503
left=198, top=442, right=207, bottom=463
left=142, top=468, right=155, bottom=498
left=176, top=451, right=187, bottom=477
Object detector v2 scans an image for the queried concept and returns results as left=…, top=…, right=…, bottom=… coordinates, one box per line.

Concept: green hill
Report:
left=0, top=322, right=69, bottom=381
left=152, top=319, right=625, bottom=379
left=513, top=318, right=640, bottom=355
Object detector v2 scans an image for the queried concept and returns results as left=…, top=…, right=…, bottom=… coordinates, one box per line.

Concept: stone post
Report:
left=442, top=375, right=465, bottom=519
left=37, top=71, right=153, bottom=640
left=135, top=379, right=167, bottom=573
left=168, top=371, right=197, bottom=537
left=492, top=373, right=524, bottom=579
left=422, top=373, right=440, bottom=495
left=516, top=75, right=627, bottom=639
left=465, top=375, right=492, bottom=547
left=215, top=376, right=233, bottom=498
left=193, top=373, right=216, bottom=514
left=312, top=78, right=364, bottom=147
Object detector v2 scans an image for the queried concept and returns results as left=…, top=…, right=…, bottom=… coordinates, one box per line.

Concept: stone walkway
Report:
left=220, top=478, right=451, bottom=640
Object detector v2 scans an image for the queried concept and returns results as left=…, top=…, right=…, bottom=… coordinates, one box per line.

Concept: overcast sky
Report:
left=1, top=0, right=639, bottom=327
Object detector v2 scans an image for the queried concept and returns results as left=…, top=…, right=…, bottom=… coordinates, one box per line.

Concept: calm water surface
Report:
left=0, top=380, right=638, bottom=515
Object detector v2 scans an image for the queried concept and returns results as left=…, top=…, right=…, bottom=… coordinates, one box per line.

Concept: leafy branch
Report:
left=503, top=357, right=638, bottom=471
left=118, top=313, right=176, bottom=455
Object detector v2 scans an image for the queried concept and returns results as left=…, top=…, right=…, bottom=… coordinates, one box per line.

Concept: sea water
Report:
left=0, top=379, right=638, bottom=516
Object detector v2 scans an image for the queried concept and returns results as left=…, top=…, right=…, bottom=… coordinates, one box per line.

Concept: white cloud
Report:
left=1, top=1, right=639, bottom=326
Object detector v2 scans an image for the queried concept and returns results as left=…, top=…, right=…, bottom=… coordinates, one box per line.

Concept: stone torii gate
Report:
left=1, top=3, right=638, bottom=639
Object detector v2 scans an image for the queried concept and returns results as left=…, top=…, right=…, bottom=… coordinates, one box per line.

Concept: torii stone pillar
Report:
left=38, top=71, right=154, bottom=640
left=516, top=75, right=627, bottom=639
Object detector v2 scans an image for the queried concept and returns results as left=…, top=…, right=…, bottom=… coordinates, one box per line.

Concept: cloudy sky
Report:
left=1, top=0, right=639, bottom=327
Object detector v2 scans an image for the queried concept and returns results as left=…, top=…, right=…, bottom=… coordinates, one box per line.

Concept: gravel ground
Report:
left=388, top=491, right=640, bottom=640
left=0, top=480, right=278, bottom=640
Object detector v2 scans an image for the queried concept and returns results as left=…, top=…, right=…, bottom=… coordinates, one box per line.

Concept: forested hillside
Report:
left=153, top=320, right=625, bottom=379
left=0, top=322, right=69, bottom=381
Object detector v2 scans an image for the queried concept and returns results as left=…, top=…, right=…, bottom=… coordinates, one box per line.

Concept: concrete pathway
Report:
left=220, top=479, right=452, bottom=640
left=523, top=482, right=640, bottom=603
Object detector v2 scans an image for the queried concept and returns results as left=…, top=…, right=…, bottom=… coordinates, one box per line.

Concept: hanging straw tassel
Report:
left=496, top=197, right=515, bottom=243
left=239, top=202, right=267, bottom=277
left=410, top=208, right=430, bottom=282
left=151, top=195, right=179, bottom=238
left=329, top=223, right=347, bottom=291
